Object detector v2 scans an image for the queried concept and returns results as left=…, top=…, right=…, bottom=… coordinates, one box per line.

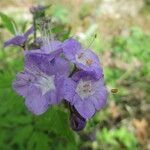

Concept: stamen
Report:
left=78, top=53, right=84, bottom=59
left=35, top=75, right=55, bottom=95
left=25, top=66, right=40, bottom=77
left=17, top=76, right=30, bottom=82
left=76, top=80, right=95, bottom=99
left=16, top=72, right=34, bottom=83
left=47, top=18, right=54, bottom=42
left=76, top=51, right=93, bottom=66
left=40, top=17, right=54, bottom=51
left=86, top=59, right=93, bottom=65
left=25, top=65, right=50, bottom=80
left=87, top=34, right=97, bottom=49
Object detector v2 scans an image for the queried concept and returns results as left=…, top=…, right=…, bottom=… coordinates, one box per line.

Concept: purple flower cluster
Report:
left=5, top=28, right=107, bottom=131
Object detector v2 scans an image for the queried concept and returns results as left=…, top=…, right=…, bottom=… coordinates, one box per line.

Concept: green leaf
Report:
left=48, top=106, right=75, bottom=142
left=0, top=12, right=16, bottom=34
left=56, top=142, right=77, bottom=150
left=35, top=106, right=75, bottom=143
left=27, top=132, right=50, bottom=150
left=0, top=130, right=13, bottom=149
left=52, top=5, right=69, bottom=23
left=11, top=125, right=33, bottom=149
left=0, top=71, right=13, bottom=89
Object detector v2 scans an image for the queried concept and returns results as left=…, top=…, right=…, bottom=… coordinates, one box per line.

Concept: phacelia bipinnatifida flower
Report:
left=4, top=13, right=108, bottom=131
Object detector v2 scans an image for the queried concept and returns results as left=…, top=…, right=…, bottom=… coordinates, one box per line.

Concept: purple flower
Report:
left=62, top=38, right=103, bottom=79
left=4, top=26, right=34, bottom=47
left=61, top=71, right=107, bottom=119
left=26, top=40, right=63, bottom=60
left=13, top=53, right=70, bottom=115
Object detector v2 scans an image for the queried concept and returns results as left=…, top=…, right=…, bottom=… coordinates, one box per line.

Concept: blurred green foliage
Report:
left=0, top=12, right=16, bottom=34
left=50, top=5, right=69, bottom=23
left=97, top=127, right=138, bottom=150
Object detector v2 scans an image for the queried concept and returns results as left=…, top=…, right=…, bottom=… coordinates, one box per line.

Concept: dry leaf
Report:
left=132, top=118, right=148, bottom=145
left=109, top=101, right=120, bottom=119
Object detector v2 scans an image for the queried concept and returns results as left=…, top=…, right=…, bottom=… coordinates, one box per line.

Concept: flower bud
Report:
left=70, top=112, right=86, bottom=131
left=30, top=5, right=45, bottom=14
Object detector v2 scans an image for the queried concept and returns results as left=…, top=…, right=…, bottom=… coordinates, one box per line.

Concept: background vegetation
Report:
left=0, top=0, right=150, bottom=150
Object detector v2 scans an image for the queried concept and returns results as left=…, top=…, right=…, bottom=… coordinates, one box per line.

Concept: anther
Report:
left=86, top=59, right=93, bottom=65
left=78, top=53, right=84, bottom=59
left=39, top=17, right=54, bottom=50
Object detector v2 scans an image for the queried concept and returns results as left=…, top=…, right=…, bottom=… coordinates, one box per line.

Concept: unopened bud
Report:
left=30, top=5, right=45, bottom=14
left=70, top=112, right=86, bottom=131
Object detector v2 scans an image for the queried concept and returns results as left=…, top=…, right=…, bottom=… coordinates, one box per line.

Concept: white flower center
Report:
left=76, top=79, right=95, bottom=99
left=25, top=66, right=55, bottom=95
left=75, top=52, right=93, bottom=66
left=36, top=74, right=55, bottom=95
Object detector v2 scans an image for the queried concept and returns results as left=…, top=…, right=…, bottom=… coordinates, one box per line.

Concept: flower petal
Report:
left=57, top=76, right=76, bottom=103
left=74, top=99, right=96, bottom=119
left=92, top=79, right=108, bottom=110
left=24, top=26, right=34, bottom=38
left=25, top=87, right=50, bottom=115
left=4, top=26, right=33, bottom=47
left=63, top=38, right=82, bottom=60
left=12, top=72, right=35, bottom=97
left=4, top=35, right=26, bottom=47
left=25, top=51, right=70, bottom=76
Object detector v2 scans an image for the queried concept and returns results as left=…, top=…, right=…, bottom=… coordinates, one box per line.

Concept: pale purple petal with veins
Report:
left=25, top=52, right=70, bottom=76
left=57, top=76, right=76, bottom=102
left=63, top=38, right=82, bottom=61
left=13, top=71, right=35, bottom=97
left=25, top=86, right=50, bottom=115
left=74, top=99, right=96, bottom=119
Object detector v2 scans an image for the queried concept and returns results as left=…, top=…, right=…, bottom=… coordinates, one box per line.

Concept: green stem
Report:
left=33, top=15, right=36, bottom=42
